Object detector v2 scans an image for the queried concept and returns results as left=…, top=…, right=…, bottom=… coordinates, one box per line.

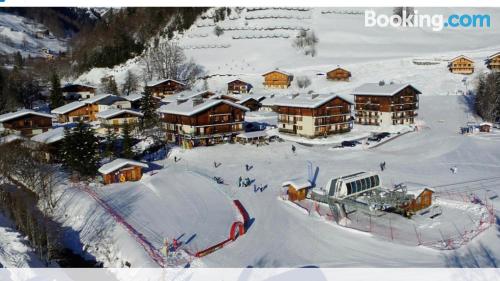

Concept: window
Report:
left=346, top=183, right=352, bottom=195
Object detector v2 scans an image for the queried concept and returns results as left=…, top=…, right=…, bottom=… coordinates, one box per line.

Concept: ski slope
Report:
left=0, top=12, right=67, bottom=57
left=162, top=95, right=500, bottom=267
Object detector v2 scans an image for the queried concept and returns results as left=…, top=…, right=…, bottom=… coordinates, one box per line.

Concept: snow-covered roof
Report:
left=227, top=79, right=251, bottom=85
left=158, top=99, right=249, bottom=116
left=480, top=122, right=493, bottom=126
left=31, top=127, right=65, bottom=144
left=0, top=134, right=25, bottom=145
left=353, top=83, right=421, bottom=97
left=237, top=96, right=260, bottom=104
left=123, top=94, right=143, bottom=102
left=401, top=182, right=434, bottom=197
left=96, top=95, right=127, bottom=105
left=262, top=69, right=293, bottom=77
left=51, top=101, right=87, bottom=115
left=83, top=94, right=112, bottom=104
left=237, top=130, right=268, bottom=139
left=449, top=55, right=474, bottom=62
left=487, top=52, right=500, bottom=59
left=274, top=93, right=352, bottom=108
left=62, top=83, right=96, bottom=90
left=98, top=158, right=149, bottom=174
left=0, top=109, right=53, bottom=122
left=327, top=67, right=351, bottom=73
left=161, top=90, right=212, bottom=104
left=282, top=180, right=311, bottom=190
left=96, top=109, right=143, bottom=119
left=147, top=78, right=186, bottom=87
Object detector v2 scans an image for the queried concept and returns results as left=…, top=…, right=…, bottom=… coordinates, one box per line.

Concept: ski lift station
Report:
left=309, top=172, right=435, bottom=221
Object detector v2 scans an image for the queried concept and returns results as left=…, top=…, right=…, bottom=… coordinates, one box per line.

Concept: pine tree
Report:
left=14, top=51, right=24, bottom=69
left=104, top=126, right=117, bottom=158
left=121, top=122, right=134, bottom=159
left=49, top=73, right=64, bottom=109
left=61, top=122, right=101, bottom=177
left=140, top=87, right=159, bottom=129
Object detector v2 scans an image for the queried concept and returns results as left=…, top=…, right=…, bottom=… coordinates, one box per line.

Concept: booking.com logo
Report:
left=365, top=10, right=491, bottom=31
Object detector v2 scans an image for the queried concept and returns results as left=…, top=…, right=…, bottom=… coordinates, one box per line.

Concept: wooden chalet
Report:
left=237, top=97, right=262, bottom=111
left=274, top=93, right=353, bottom=138
left=401, top=188, right=434, bottom=213
left=262, top=70, right=293, bottom=89
left=213, top=94, right=241, bottom=103
left=283, top=181, right=311, bottom=202
left=98, top=158, right=149, bottom=185
left=0, top=110, right=53, bottom=137
left=479, top=122, right=492, bottom=133
left=31, top=127, right=66, bottom=162
left=353, top=82, right=421, bottom=126
left=51, top=101, right=90, bottom=123
left=61, top=84, right=96, bottom=99
left=159, top=98, right=249, bottom=148
left=146, top=79, right=186, bottom=98
left=162, top=90, right=216, bottom=105
left=486, top=52, right=500, bottom=72
left=326, top=67, right=351, bottom=81
left=96, top=109, right=143, bottom=135
left=227, top=79, right=253, bottom=94
left=51, top=94, right=113, bottom=123
left=448, top=55, right=474, bottom=74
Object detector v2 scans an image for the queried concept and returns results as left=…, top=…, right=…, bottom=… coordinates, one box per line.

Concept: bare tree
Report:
left=293, top=30, right=318, bottom=57
left=121, top=70, right=139, bottom=96
left=142, top=41, right=205, bottom=86
left=296, top=76, right=312, bottom=89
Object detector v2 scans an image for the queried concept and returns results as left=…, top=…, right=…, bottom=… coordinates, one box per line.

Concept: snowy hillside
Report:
left=0, top=12, right=67, bottom=57
left=77, top=7, right=500, bottom=97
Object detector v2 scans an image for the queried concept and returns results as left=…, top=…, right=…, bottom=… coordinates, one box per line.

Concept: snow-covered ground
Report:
left=0, top=12, right=67, bottom=57
left=0, top=212, right=43, bottom=268
left=44, top=7, right=500, bottom=268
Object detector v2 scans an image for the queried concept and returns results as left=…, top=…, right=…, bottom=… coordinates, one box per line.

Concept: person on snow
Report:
left=292, top=145, right=296, bottom=153
left=238, top=176, right=242, bottom=187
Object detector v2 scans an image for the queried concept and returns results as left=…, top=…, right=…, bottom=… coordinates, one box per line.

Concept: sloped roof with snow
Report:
left=237, top=130, right=268, bottom=139
left=96, top=109, right=143, bottom=119
left=98, top=158, right=149, bottom=174
left=237, top=96, right=260, bottom=104
left=51, top=101, right=87, bottom=115
left=0, top=109, right=53, bottom=122
left=83, top=94, right=112, bottom=104
left=31, top=127, right=65, bottom=144
left=274, top=94, right=352, bottom=108
left=449, top=55, right=474, bottom=62
left=147, top=78, right=186, bottom=87
left=158, top=99, right=249, bottom=116
left=353, top=83, right=421, bottom=97
left=123, top=94, right=143, bottom=102
left=282, top=180, right=311, bottom=190
left=262, top=69, right=293, bottom=77
left=227, top=79, right=252, bottom=85
left=488, top=52, right=500, bottom=59
left=162, top=90, right=214, bottom=104
left=96, top=95, right=128, bottom=105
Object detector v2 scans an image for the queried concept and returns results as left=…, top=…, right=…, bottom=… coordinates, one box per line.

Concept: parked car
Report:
left=368, top=132, right=391, bottom=142
left=341, top=140, right=360, bottom=147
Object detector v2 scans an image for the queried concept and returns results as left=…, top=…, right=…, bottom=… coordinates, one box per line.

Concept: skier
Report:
left=451, top=166, right=458, bottom=174
left=174, top=156, right=177, bottom=163
left=238, top=176, right=242, bottom=187
left=382, top=162, right=386, bottom=170
left=245, top=164, right=249, bottom=171
left=292, top=145, right=296, bottom=153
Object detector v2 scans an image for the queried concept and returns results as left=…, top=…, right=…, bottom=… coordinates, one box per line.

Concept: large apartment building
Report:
left=274, top=93, right=353, bottom=138
left=353, top=82, right=421, bottom=126
left=159, top=97, right=249, bottom=148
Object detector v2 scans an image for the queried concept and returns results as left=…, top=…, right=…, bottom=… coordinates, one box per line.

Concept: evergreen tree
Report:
left=14, top=51, right=24, bottom=69
left=61, top=122, right=101, bottom=177
left=121, top=122, right=134, bottom=159
left=140, top=87, right=159, bottom=129
left=104, top=126, right=117, bottom=158
left=100, top=76, right=119, bottom=95
left=49, top=72, right=64, bottom=109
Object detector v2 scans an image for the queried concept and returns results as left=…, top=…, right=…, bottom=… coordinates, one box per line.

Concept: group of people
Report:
left=239, top=176, right=253, bottom=187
